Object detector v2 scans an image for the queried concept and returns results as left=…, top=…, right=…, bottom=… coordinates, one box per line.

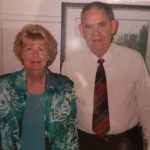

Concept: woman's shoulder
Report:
left=54, top=72, right=73, bottom=82
left=0, top=72, right=15, bottom=82
left=0, top=72, right=17, bottom=93
left=46, top=70, right=74, bottom=90
left=49, top=71, right=73, bottom=84
left=0, top=69, right=25, bottom=86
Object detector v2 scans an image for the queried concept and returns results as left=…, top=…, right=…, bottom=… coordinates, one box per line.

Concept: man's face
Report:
left=78, top=7, right=117, bottom=57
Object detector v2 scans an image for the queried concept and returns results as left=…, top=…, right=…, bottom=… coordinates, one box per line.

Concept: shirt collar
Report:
left=87, top=44, right=113, bottom=64
left=102, top=44, right=113, bottom=64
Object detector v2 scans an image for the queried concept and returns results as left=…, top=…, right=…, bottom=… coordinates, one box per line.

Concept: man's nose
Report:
left=93, top=25, right=101, bottom=34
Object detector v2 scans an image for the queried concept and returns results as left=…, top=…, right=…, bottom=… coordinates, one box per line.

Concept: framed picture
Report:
left=61, top=2, right=150, bottom=72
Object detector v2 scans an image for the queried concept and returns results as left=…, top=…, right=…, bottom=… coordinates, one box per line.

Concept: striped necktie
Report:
left=92, top=59, right=110, bottom=137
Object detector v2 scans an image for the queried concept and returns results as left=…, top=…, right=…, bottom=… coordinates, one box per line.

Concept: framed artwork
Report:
left=61, top=2, right=150, bottom=72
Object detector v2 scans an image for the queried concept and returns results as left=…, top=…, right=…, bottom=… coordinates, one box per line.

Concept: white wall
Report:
left=1, top=0, right=62, bottom=74
left=0, top=0, right=3, bottom=74
left=0, top=0, right=150, bottom=74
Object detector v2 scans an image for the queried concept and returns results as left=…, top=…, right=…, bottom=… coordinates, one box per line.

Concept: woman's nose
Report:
left=32, top=49, right=39, bottom=57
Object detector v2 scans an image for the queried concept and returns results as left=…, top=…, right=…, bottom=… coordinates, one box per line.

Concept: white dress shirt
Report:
left=62, top=44, right=150, bottom=147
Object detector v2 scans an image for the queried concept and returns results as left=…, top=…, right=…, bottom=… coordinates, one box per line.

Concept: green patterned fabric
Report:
left=0, top=68, right=78, bottom=150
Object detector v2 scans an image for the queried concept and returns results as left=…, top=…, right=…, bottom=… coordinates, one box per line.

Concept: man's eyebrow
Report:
left=97, top=21, right=106, bottom=25
left=84, top=24, right=92, bottom=27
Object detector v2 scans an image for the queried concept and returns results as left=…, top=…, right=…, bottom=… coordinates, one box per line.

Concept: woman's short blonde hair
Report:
left=13, top=24, right=57, bottom=66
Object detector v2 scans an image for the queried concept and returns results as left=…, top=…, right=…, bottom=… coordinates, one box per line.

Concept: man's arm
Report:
left=135, top=54, right=150, bottom=150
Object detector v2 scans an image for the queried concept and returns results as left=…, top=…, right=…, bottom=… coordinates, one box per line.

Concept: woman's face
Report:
left=21, top=39, right=49, bottom=72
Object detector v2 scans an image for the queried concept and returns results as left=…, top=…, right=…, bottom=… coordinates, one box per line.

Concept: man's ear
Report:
left=78, top=24, right=84, bottom=38
left=111, top=19, right=118, bottom=35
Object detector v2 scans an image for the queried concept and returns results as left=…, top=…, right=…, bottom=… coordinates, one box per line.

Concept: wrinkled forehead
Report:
left=81, top=7, right=105, bottom=18
left=81, top=8, right=110, bottom=24
left=81, top=6, right=114, bottom=22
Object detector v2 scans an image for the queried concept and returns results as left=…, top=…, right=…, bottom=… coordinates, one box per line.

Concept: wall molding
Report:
left=2, top=14, right=61, bottom=23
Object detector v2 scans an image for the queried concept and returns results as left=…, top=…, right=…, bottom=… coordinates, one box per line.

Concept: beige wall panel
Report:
left=2, top=20, right=61, bottom=74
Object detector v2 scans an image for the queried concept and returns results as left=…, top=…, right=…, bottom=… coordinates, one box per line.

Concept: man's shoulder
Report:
left=62, top=49, right=88, bottom=72
left=111, top=44, right=143, bottom=58
left=65, top=49, right=87, bottom=61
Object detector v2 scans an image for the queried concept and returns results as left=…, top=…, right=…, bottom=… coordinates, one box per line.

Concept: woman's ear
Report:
left=47, top=56, right=50, bottom=61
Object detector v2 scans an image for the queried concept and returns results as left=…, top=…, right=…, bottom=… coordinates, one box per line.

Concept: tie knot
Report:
left=97, top=58, right=105, bottom=64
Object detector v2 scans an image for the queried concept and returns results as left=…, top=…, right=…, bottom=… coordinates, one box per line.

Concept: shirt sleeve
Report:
left=135, top=54, right=150, bottom=148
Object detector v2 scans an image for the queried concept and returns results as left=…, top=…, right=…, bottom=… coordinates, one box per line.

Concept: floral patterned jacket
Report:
left=0, top=68, right=78, bottom=150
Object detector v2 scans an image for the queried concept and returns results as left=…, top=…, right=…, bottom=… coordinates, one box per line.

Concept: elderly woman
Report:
left=0, top=24, right=78, bottom=150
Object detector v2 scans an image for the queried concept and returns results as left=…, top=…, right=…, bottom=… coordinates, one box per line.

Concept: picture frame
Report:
left=61, top=2, right=150, bottom=72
